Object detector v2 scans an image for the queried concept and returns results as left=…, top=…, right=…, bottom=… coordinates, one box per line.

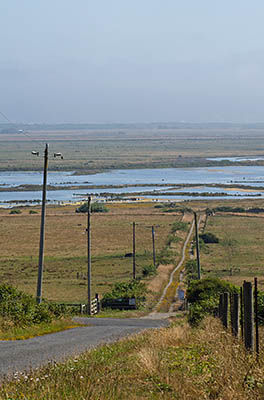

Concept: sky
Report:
left=1, top=1, right=264, bottom=124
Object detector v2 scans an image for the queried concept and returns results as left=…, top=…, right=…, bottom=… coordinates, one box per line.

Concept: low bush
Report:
left=199, top=232, right=219, bottom=244
left=0, top=284, right=66, bottom=329
left=102, top=280, right=147, bottom=303
left=157, top=248, right=175, bottom=265
left=142, top=264, right=156, bottom=277
left=186, top=278, right=238, bottom=326
left=171, top=221, right=188, bottom=233
left=76, top=202, right=109, bottom=213
left=166, top=234, right=182, bottom=247
left=9, top=209, right=21, bottom=215
left=212, top=206, right=245, bottom=213
left=29, top=209, right=38, bottom=214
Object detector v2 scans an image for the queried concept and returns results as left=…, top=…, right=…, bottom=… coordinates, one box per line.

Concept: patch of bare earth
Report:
left=147, top=264, right=174, bottom=294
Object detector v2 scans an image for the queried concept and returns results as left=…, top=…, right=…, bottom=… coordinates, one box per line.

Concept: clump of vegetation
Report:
left=171, top=221, right=188, bottom=233
left=102, top=280, right=147, bottom=302
left=185, top=259, right=199, bottom=283
left=157, top=248, right=175, bottom=265
left=166, top=234, right=182, bottom=247
left=211, top=206, right=245, bottom=213
left=247, top=207, right=264, bottom=213
left=9, top=209, right=21, bottom=215
left=142, top=264, right=156, bottom=277
left=199, top=232, right=219, bottom=243
left=76, top=202, right=109, bottom=213
left=186, top=278, right=238, bottom=326
left=0, top=284, right=66, bottom=329
left=155, top=202, right=193, bottom=213
left=29, top=209, right=38, bottom=214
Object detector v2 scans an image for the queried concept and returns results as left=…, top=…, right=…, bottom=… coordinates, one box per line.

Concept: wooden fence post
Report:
left=240, top=286, right=244, bottom=339
left=254, top=278, right=259, bottom=356
left=223, top=292, right=229, bottom=329
left=243, top=281, right=253, bottom=351
left=231, top=293, right=239, bottom=337
left=219, top=293, right=224, bottom=321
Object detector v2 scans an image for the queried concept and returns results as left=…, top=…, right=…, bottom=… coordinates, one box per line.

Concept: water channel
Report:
left=1, top=165, right=264, bottom=206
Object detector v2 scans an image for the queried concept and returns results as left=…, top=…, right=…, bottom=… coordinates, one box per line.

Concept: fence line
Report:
left=218, top=278, right=261, bottom=354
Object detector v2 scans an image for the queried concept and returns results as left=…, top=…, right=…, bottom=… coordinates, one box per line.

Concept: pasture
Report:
left=0, top=203, right=182, bottom=303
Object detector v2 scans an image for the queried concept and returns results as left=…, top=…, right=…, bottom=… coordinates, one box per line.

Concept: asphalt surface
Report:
left=0, top=317, right=169, bottom=377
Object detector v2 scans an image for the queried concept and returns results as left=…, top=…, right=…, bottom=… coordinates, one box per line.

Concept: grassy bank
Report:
left=0, top=318, right=82, bottom=341
left=1, top=316, right=264, bottom=399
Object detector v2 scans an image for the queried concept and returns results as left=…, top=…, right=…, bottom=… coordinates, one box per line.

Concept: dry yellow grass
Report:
left=0, top=203, right=181, bottom=302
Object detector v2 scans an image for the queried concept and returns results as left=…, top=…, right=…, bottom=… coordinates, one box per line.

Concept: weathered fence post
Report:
left=219, top=293, right=224, bottom=321
left=223, top=292, right=229, bottom=329
left=231, top=293, right=239, bottom=337
left=254, top=278, right=259, bottom=356
left=243, top=281, right=253, bottom=351
left=240, top=286, right=244, bottom=339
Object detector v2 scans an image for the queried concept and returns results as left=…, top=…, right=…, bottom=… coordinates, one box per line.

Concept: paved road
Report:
left=0, top=318, right=168, bottom=377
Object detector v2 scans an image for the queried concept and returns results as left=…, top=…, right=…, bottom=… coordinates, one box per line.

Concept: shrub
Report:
left=157, top=248, right=175, bottom=265
left=185, top=260, right=198, bottom=283
left=76, top=202, right=109, bottom=213
left=102, top=280, right=147, bottom=302
left=171, top=221, right=188, bottom=233
left=9, top=209, right=21, bottom=215
left=186, top=278, right=238, bottom=326
left=0, top=284, right=66, bottom=328
left=29, top=210, right=38, bottom=214
left=142, top=265, right=156, bottom=277
left=212, top=206, right=245, bottom=213
left=199, top=232, right=219, bottom=244
left=166, top=235, right=182, bottom=247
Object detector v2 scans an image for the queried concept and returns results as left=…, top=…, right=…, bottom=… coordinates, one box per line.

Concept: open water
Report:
left=1, top=165, right=264, bottom=205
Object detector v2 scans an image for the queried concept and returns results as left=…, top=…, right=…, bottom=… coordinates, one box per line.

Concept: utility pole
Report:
left=133, top=222, right=136, bottom=279
left=32, top=145, right=63, bottom=304
left=36, top=143, right=48, bottom=304
left=194, top=212, right=201, bottom=279
left=87, top=196, right=92, bottom=315
left=152, top=226, right=156, bottom=268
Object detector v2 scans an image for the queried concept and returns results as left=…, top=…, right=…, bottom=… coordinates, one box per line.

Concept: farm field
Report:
left=0, top=202, right=184, bottom=303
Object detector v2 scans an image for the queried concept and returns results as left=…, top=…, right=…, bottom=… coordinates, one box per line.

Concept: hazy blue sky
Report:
left=1, top=1, right=264, bottom=123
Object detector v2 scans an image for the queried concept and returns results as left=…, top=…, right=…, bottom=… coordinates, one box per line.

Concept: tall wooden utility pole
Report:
left=194, top=212, right=201, bottom=279
left=152, top=226, right=156, bottom=268
left=133, top=222, right=136, bottom=279
left=36, top=143, right=48, bottom=304
left=87, top=196, right=92, bottom=314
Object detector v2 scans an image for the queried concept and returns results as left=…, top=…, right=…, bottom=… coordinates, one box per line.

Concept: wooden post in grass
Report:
left=133, top=222, right=136, bottom=279
left=87, top=196, right=91, bottom=315
left=231, top=293, right=239, bottom=337
left=219, top=293, right=224, bottom=321
left=152, top=226, right=156, bottom=268
left=194, top=212, right=201, bottom=279
left=240, top=286, right=244, bottom=339
left=254, top=278, right=259, bottom=356
left=243, top=281, right=253, bottom=351
left=223, top=292, right=229, bottom=329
